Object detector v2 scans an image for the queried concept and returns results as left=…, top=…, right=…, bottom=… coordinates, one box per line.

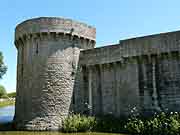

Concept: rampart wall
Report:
left=14, top=17, right=180, bottom=130
left=75, top=31, right=180, bottom=117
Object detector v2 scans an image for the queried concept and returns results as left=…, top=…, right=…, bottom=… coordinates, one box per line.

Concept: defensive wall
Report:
left=75, top=31, right=180, bottom=117
left=14, top=17, right=180, bottom=130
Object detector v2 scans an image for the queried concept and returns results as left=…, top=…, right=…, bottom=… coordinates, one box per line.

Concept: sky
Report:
left=0, top=0, right=180, bottom=92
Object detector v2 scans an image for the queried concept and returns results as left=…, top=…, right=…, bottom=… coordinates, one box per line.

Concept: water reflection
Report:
left=0, top=105, right=14, bottom=123
left=0, top=106, right=124, bottom=135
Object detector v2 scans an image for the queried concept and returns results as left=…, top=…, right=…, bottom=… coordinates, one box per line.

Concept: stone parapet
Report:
left=80, top=30, right=180, bottom=65
left=15, top=17, right=96, bottom=43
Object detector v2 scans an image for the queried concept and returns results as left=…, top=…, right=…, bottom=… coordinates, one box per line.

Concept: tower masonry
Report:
left=14, top=17, right=96, bottom=130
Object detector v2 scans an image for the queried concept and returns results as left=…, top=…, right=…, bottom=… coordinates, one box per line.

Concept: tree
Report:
left=0, top=85, right=6, bottom=97
left=0, top=51, right=7, bottom=79
left=7, top=92, right=16, bottom=98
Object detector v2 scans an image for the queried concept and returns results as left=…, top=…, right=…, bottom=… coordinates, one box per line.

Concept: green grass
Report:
left=0, top=100, right=15, bottom=107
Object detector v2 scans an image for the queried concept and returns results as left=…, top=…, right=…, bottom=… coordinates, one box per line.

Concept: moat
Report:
left=0, top=105, right=14, bottom=123
left=0, top=105, right=124, bottom=135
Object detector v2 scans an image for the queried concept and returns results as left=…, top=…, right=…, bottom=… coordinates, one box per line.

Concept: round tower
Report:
left=14, top=17, right=96, bottom=130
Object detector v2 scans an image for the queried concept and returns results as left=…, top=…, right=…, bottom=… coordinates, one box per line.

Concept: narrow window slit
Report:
left=36, top=43, right=39, bottom=54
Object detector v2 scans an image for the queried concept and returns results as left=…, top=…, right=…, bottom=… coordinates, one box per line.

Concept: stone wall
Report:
left=14, top=17, right=96, bottom=130
left=14, top=17, right=180, bottom=130
left=76, top=30, right=180, bottom=117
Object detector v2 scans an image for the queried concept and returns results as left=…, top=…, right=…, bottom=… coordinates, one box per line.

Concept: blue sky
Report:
left=0, top=0, right=180, bottom=92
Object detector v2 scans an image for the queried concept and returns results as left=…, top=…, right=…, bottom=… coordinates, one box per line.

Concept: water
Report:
left=0, top=105, right=15, bottom=123
left=0, top=105, right=125, bottom=135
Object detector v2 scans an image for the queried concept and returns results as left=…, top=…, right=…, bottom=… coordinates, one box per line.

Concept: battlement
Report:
left=80, top=30, right=180, bottom=65
left=15, top=17, right=96, bottom=42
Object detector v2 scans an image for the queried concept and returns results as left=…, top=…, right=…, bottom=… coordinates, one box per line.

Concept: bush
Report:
left=125, top=112, right=180, bottom=135
left=62, top=114, right=96, bottom=132
left=62, top=112, right=180, bottom=134
left=125, top=117, right=144, bottom=134
left=62, top=114, right=125, bottom=133
left=94, top=115, right=125, bottom=133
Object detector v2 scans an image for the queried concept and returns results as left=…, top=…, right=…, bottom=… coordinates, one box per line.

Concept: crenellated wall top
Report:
left=15, top=17, right=96, bottom=41
left=80, top=30, right=180, bottom=65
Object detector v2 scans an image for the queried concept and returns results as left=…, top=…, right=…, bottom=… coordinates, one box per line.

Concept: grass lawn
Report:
left=0, top=100, right=15, bottom=108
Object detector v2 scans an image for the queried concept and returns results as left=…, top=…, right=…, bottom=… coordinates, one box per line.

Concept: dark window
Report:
left=36, top=43, right=39, bottom=54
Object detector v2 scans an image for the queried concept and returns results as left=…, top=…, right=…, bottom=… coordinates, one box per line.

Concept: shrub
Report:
left=94, top=115, right=125, bottom=133
left=62, top=114, right=96, bottom=132
left=62, top=114, right=125, bottom=133
left=125, top=117, right=144, bottom=134
left=62, top=112, right=180, bottom=134
left=125, top=112, right=180, bottom=135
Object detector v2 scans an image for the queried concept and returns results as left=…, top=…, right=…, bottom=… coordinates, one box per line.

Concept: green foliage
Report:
left=125, top=117, right=144, bottom=134
left=0, top=51, right=7, bottom=79
left=0, top=100, right=15, bottom=107
left=1, top=94, right=8, bottom=99
left=62, top=114, right=125, bottom=133
left=7, top=92, right=16, bottom=98
left=125, top=112, right=180, bottom=135
left=0, top=85, right=7, bottom=97
left=94, top=115, right=125, bottom=133
left=62, top=114, right=96, bottom=132
left=62, top=112, right=180, bottom=134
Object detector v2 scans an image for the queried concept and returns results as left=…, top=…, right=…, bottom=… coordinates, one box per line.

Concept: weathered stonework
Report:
left=14, top=17, right=95, bottom=130
left=77, top=31, right=180, bottom=117
left=14, top=17, right=180, bottom=130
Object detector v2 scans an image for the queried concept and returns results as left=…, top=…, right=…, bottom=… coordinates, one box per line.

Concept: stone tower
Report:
left=14, top=17, right=96, bottom=130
